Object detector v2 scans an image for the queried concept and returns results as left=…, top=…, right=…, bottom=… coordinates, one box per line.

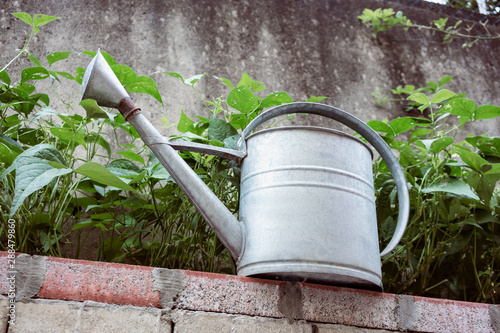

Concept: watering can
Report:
left=81, top=50, right=410, bottom=290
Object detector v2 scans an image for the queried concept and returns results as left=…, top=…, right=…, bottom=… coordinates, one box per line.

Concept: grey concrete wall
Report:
left=2, top=297, right=395, bottom=333
left=1, top=0, right=499, bottom=136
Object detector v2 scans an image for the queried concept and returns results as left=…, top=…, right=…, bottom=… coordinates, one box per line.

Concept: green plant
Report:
left=1, top=12, right=327, bottom=273
left=369, top=76, right=500, bottom=302
left=358, top=8, right=500, bottom=47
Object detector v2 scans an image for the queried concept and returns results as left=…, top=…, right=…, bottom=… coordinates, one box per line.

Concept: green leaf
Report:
left=466, top=171, right=500, bottom=205
left=184, top=73, right=205, bottom=86
left=223, top=134, right=240, bottom=150
left=421, top=178, right=479, bottom=200
left=433, top=17, right=448, bottom=29
left=59, top=114, right=83, bottom=129
left=389, top=117, right=418, bottom=135
left=446, top=231, right=473, bottom=256
left=380, top=216, right=396, bottom=241
left=474, top=105, right=500, bottom=120
left=106, top=159, right=141, bottom=178
left=443, top=98, right=476, bottom=127
left=163, top=71, right=185, bottom=83
left=117, top=151, right=145, bottom=165
left=125, top=76, right=163, bottom=104
left=21, top=67, right=50, bottom=82
left=305, top=96, right=329, bottom=103
left=367, top=120, right=395, bottom=135
left=31, top=106, right=65, bottom=122
left=260, top=92, right=294, bottom=109
left=430, top=137, right=454, bottom=154
left=75, top=67, right=86, bottom=85
left=0, top=140, right=20, bottom=165
left=72, top=219, right=101, bottom=231
left=431, top=89, right=457, bottom=104
left=75, top=162, right=135, bottom=192
left=111, top=64, right=137, bottom=85
left=409, top=128, right=432, bottom=142
left=227, top=85, right=259, bottom=113
left=82, top=50, right=117, bottom=66
left=438, top=75, right=453, bottom=87
left=177, top=110, right=195, bottom=133
left=0, top=70, right=11, bottom=85
left=407, top=92, right=430, bottom=110
left=80, top=99, right=111, bottom=119
left=408, top=93, right=429, bottom=105
left=52, top=71, right=75, bottom=81
left=208, top=117, right=238, bottom=142
left=12, top=12, right=33, bottom=26
left=32, top=14, right=60, bottom=27
left=46, top=51, right=72, bottom=66
left=26, top=53, right=42, bottom=67
left=5, top=144, right=71, bottom=217
left=213, top=76, right=234, bottom=89
left=454, top=145, right=489, bottom=173
left=236, top=72, right=265, bottom=92
left=426, top=81, right=438, bottom=92
left=50, top=127, right=86, bottom=147
left=10, top=167, right=72, bottom=217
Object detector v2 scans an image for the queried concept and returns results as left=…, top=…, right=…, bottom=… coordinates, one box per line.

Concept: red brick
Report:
left=37, top=257, right=161, bottom=308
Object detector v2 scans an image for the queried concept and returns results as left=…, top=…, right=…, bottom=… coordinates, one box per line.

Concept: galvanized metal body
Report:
left=80, top=50, right=411, bottom=290
left=237, top=127, right=382, bottom=288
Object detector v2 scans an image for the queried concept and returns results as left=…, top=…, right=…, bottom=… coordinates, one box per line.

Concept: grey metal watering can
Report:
left=81, top=50, right=410, bottom=290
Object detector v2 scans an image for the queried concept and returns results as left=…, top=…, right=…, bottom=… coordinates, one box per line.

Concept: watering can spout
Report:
left=81, top=50, right=244, bottom=260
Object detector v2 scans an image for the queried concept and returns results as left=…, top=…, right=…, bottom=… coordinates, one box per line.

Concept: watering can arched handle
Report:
left=239, top=102, right=410, bottom=257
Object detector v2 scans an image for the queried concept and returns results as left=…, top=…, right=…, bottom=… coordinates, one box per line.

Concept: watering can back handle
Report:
left=240, top=102, right=410, bottom=257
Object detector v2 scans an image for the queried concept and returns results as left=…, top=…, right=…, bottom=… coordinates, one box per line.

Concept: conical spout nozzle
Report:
left=81, top=49, right=130, bottom=108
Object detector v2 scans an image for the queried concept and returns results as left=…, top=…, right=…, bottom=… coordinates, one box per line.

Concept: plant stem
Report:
left=0, top=26, right=35, bottom=74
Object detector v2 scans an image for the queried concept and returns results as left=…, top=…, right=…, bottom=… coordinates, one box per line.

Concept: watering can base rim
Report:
left=238, top=261, right=383, bottom=290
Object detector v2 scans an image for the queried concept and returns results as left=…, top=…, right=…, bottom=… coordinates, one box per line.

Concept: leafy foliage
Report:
left=358, top=7, right=500, bottom=47
left=369, top=77, right=500, bottom=302
left=446, top=0, right=500, bottom=16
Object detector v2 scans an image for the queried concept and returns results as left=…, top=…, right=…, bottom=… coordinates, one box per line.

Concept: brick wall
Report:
left=1, top=253, right=498, bottom=332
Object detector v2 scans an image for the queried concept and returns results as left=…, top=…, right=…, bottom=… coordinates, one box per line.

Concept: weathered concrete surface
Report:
left=152, top=267, right=185, bottom=309
left=0, top=295, right=9, bottom=333
left=9, top=299, right=168, bottom=333
left=12, top=254, right=46, bottom=300
left=0, top=252, right=498, bottom=332
left=172, top=310, right=314, bottom=333
left=0, top=0, right=499, bottom=137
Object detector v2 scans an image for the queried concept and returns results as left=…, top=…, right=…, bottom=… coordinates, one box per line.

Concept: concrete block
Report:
left=398, top=295, right=493, bottom=333
left=0, top=252, right=9, bottom=294
left=234, top=316, right=313, bottom=333
left=302, top=284, right=398, bottom=331
left=10, top=299, right=81, bottom=333
left=78, top=301, right=169, bottom=332
left=178, top=271, right=283, bottom=318
left=313, top=323, right=394, bottom=332
left=0, top=295, right=9, bottom=333
left=172, top=310, right=234, bottom=333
